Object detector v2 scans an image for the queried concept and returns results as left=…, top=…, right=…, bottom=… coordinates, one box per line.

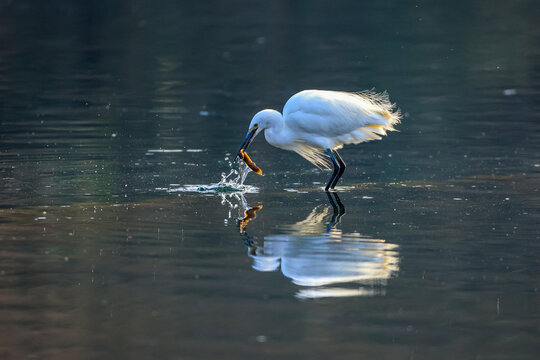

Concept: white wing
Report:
left=283, top=90, right=401, bottom=148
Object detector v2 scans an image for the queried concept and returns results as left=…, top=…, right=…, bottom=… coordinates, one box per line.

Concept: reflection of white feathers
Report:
left=249, top=204, right=399, bottom=298
left=282, top=205, right=331, bottom=235
left=251, top=234, right=399, bottom=287
left=296, top=287, right=381, bottom=299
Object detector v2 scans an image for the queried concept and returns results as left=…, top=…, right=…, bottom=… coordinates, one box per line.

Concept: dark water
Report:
left=1, top=1, right=540, bottom=359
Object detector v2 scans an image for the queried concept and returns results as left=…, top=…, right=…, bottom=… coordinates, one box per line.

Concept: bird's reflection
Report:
left=237, top=193, right=400, bottom=299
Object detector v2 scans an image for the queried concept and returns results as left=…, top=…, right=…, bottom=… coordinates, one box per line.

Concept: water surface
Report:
left=1, top=1, right=539, bottom=359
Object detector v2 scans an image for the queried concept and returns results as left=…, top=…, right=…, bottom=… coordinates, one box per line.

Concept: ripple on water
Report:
left=165, top=183, right=258, bottom=194
left=159, top=160, right=259, bottom=194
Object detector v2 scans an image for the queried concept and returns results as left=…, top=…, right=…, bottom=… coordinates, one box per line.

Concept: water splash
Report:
left=217, top=159, right=251, bottom=189
left=165, top=159, right=258, bottom=194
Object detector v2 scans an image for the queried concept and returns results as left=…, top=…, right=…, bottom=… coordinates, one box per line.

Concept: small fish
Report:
left=239, top=149, right=262, bottom=175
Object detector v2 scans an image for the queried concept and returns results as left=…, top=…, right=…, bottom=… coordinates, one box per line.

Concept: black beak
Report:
left=235, top=127, right=258, bottom=160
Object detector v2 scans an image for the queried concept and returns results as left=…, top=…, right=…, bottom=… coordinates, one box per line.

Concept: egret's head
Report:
left=249, top=109, right=281, bottom=134
left=237, top=109, right=281, bottom=158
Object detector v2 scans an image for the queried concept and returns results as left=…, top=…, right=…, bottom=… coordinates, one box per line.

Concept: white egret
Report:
left=236, top=89, right=401, bottom=191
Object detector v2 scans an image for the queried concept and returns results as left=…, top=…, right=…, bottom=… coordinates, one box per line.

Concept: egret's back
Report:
left=284, top=90, right=400, bottom=145
left=282, top=90, right=401, bottom=169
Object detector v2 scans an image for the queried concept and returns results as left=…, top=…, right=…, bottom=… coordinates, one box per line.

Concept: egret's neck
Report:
left=263, top=110, right=288, bottom=149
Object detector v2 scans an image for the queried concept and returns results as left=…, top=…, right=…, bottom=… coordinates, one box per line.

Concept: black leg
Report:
left=325, top=148, right=340, bottom=191
left=330, top=150, right=346, bottom=189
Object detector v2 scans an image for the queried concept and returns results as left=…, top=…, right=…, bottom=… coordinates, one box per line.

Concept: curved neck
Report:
left=266, top=110, right=284, bottom=132
left=263, top=111, right=287, bottom=148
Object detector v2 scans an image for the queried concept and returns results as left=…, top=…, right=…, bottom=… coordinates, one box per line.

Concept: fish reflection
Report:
left=239, top=193, right=399, bottom=299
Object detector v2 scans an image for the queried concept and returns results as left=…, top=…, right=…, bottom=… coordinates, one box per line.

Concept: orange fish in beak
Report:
left=238, top=149, right=262, bottom=175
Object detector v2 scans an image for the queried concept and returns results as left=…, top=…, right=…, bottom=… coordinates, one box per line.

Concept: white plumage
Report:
left=237, top=89, right=401, bottom=190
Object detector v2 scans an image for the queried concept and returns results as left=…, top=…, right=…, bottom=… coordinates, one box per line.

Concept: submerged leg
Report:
left=325, top=148, right=340, bottom=191
left=326, top=192, right=346, bottom=230
left=332, top=192, right=346, bottom=218
left=330, top=150, right=347, bottom=189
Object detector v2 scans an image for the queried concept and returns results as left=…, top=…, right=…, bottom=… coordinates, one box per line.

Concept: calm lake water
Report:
left=1, top=1, right=539, bottom=359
